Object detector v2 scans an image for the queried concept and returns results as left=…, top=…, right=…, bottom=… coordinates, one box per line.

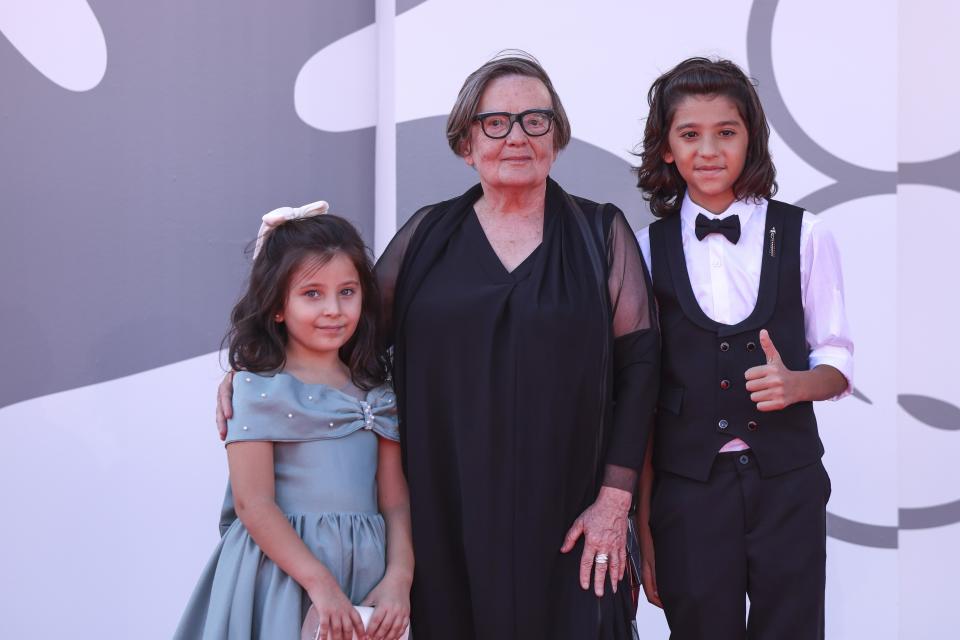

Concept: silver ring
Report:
left=595, top=553, right=610, bottom=564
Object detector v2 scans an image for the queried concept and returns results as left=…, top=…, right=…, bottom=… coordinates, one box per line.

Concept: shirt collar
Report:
left=679, top=192, right=761, bottom=233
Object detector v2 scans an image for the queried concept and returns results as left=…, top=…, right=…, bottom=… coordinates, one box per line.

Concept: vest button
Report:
left=747, top=420, right=759, bottom=431
left=739, top=454, right=750, bottom=465
left=720, top=379, right=731, bottom=390
left=720, top=341, right=730, bottom=352
left=746, top=341, right=757, bottom=351
left=718, top=419, right=729, bottom=430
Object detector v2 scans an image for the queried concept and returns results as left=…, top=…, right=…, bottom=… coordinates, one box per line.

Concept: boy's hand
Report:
left=638, top=522, right=663, bottom=608
left=744, top=329, right=798, bottom=411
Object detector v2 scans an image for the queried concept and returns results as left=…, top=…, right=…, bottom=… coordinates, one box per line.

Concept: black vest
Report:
left=649, top=200, right=822, bottom=481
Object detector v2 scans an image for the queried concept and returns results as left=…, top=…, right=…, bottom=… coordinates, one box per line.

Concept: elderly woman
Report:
left=374, top=53, right=659, bottom=639
left=219, top=53, right=658, bottom=639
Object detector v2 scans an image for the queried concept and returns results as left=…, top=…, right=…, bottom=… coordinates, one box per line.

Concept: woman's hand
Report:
left=361, top=575, right=411, bottom=640
left=215, top=371, right=234, bottom=440
left=305, top=584, right=367, bottom=640
left=560, top=486, right=632, bottom=597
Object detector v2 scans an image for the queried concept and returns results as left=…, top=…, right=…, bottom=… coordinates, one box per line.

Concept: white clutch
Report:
left=301, top=604, right=410, bottom=640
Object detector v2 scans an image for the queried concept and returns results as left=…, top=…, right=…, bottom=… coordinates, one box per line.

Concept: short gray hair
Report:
left=446, top=50, right=572, bottom=156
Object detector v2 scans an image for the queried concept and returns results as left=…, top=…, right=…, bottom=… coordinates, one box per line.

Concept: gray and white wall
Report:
left=1, top=1, right=956, bottom=637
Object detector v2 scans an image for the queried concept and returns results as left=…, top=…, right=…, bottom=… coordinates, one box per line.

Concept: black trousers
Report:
left=650, top=451, right=830, bottom=640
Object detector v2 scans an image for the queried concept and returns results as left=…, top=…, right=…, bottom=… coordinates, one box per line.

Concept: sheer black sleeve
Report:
left=601, top=208, right=660, bottom=492
left=375, top=205, right=434, bottom=349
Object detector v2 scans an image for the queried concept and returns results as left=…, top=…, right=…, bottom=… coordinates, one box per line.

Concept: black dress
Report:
left=377, top=179, right=659, bottom=640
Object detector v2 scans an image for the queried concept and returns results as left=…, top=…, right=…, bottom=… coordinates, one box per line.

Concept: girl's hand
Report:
left=361, top=576, right=411, bottom=640
left=216, top=371, right=235, bottom=440
left=306, top=585, right=367, bottom=640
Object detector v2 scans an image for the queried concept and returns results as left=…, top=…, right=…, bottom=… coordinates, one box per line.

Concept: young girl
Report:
left=175, top=203, right=413, bottom=640
left=633, top=58, right=853, bottom=639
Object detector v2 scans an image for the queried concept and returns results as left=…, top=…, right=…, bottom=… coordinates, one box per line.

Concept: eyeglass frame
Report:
left=471, top=108, right=556, bottom=139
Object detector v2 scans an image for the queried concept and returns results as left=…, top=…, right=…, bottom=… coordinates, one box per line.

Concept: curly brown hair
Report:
left=224, top=215, right=386, bottom=390
left=635, top=57, right=777, bottom=217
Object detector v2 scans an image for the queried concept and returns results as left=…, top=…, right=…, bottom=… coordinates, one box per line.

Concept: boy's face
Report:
left=663, top=94, right=748, bottom=214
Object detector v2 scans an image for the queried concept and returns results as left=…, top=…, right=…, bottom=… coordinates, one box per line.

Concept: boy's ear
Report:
left=662, top=149, right=675, bottom=164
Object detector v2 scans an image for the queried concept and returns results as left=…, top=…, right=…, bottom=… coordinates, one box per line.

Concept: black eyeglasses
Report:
left=472, top=109, right=555, bottom=139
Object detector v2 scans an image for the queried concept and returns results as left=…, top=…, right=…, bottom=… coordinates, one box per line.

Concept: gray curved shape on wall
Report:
left=0, top=1, right=377, bottom=409
left=397, top=0, right=429, bottom=14
left=746, top=0, right=897, bottom=216
left=746, top=0, right=960, bottom=546
left=900, top=150, right=960, bottom=190
left=827, top=515, right=898, bottom=550
left=900, top=499, right=960, bottom=530
left=899, top=395, right=960, bottom=431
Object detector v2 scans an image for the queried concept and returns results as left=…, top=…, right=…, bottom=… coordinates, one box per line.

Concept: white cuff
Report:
left=809, top=345, right=854, bottom=401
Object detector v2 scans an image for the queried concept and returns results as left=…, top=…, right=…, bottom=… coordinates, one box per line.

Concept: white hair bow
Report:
left=252, top=200, right=329, bottom=258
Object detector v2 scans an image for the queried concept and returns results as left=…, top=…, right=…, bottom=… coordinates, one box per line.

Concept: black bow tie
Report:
left=694, top=213, right=741, bottom=244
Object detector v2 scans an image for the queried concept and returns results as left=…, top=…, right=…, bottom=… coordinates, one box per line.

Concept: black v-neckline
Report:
left=467, top=207, right=544, bottom=282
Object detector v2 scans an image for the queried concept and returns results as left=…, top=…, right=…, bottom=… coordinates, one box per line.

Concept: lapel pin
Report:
left=768, top=227, right=776, bottom=257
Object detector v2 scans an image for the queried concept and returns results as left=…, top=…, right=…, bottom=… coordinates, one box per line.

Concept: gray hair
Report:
left=445, top=50, right=572, bottom=156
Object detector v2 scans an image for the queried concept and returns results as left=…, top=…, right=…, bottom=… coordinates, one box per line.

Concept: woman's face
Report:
left=462, top=75, right=558, bottom=193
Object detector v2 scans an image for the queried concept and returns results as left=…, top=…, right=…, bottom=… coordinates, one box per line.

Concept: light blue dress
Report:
left=175, top=372, right=399, bottom=639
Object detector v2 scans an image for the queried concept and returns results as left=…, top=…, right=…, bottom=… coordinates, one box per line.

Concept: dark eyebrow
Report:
left=475, top=108, right=554, bottom=118
left=675, top=119, right=742, bottom=131
left=295, top=279, right=360, bottom=289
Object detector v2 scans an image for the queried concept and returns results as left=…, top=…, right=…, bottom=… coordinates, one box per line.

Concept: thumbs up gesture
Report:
left=744, top=329, right=798, bottom=412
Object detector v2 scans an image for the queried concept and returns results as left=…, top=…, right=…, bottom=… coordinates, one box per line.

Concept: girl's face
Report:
left=663, top=93, right=748, bottom=214
left=276, top=252, right=363, bottom=361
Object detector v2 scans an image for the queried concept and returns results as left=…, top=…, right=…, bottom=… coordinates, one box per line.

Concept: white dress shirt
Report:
left=636, top=193, right=854, bottom=452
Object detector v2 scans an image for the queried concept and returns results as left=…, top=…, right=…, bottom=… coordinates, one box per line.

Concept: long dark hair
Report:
left=635, top=57, right=778, bottom=217
left=224, top=214, right=386, bottom=389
